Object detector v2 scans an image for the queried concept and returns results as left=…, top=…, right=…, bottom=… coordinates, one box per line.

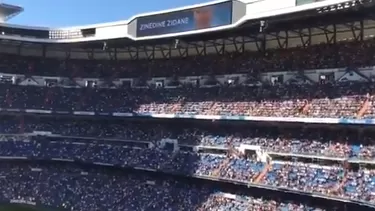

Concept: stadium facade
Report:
left=0, top=0, right=374, bottom=210
left=0, top=0, right=374, bottom=124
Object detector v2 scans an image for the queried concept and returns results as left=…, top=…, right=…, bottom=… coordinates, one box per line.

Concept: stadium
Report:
left=0, top=0, right=375, bottom=210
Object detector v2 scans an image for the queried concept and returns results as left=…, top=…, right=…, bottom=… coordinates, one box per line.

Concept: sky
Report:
left=6, top=0, right=211, bottom=27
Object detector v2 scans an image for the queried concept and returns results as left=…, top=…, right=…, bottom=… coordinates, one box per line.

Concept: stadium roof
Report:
left=0, top=3, right=23, bottom=22
left=56, top=6, right=374, bottom=49
left=0, top=0, right=373, bottom=60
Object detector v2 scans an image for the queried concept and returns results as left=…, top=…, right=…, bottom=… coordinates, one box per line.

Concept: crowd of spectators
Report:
left=1, top=39, right=375, bottom=78
left=264, top=162, right=344, bottom=195
left=343, top=168, right=375, bottom=203
left=0, top=115, right=371, bottom=207
left=0, top=40, right=375, bottom=119
left=0, top=134, right=372, bottom=208
left=0, top=82, right=373, bottom=119
left=0, top=116, right=372, bottom=160
left=1, top=38, right=375, bottom=209
left=0, top=161, right=324, bottom=211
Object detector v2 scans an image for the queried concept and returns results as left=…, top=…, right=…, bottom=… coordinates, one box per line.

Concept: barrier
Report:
left=0, top=155, right=373, bottom=208
left=2, top=107, right=375, bottom=124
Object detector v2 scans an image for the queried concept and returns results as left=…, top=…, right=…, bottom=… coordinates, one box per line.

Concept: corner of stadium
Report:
left=0, top=0, right=375, bottom=210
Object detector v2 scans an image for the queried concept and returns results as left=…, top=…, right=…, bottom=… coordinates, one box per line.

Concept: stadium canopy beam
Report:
left=187, top=42, right=203, bottom=48
left=254, top=39, right=263, bottom=52
left=124, top=46, right=139, bottom=60
left=208, top=39, right=225, bottom=55
left=360, top=20, right=364, bottom=41
left=320, top=24, right=337, bottom=44
left=238, top=35, right=257, bottom=53
left=302, top=28, right=311, bottom=47
left=356, top=20, right=364, bottom=41
left=231, top=37, right=241, bottom=53
left=194, top=42, right=206, bottom=56
left=159, top=44, right=172, bottom=59
left=345, top=21, right=364, bottom=41
left=254, top=34, right=266, bottom=52
left=177, top=46, right=188, bottom=57
left=292, top=28, right=311, bottom=47
left=149, top=46, right=156, bottom=60
left=142, top=46, right=155, bottom=60
left=239, top=36, right=246, bottom=53
left=242, top=36, right=248, bottom=53
left=226, top=36, right=248, bottom=54
left=269, top=30, right=289, bottom=49
left=225, top=37, right=243, bottom=53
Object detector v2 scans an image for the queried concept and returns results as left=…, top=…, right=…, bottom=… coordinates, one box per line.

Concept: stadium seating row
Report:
left=0, top=82, right=374, bottom=119
left=1, top=36, right=375, bottom=211
left=0, top=134, right=371, bottom=207
left=0, top=117, right=373, bottom=160
left=0, top=162, right=324, bottom=211
left=1, top=40, right=375, bottom=78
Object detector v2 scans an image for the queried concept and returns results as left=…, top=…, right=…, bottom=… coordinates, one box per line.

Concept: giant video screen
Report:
left=296, top=0, right=326, bottom=6
left=136, top=2, right=232, bottom=37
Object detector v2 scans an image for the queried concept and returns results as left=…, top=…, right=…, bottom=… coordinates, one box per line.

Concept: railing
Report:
left=0, top=155, right=372, bottom=209
left=2, top=106, right=375, bottom=124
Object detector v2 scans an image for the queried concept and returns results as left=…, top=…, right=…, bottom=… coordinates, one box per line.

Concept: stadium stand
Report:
left=0, top=116, right=370, bottom=209
left=0, top=160, right=348, bottom=211
left=0, top=0, right=375, bottom=210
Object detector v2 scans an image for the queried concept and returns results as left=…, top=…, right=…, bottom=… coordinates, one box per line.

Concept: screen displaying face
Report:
left=193, top=7, right=213, bottom=29
left=136, top=2, right=232, bottom=37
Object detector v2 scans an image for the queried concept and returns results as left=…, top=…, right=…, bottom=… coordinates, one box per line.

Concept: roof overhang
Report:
left=0, top=3, right=23, bottom=22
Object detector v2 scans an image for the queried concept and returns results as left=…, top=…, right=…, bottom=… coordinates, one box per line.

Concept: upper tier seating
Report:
left=2, top=39, right=375, bottom=78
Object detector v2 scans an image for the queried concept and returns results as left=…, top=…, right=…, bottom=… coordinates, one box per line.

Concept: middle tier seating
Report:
left=0, top=82, right=373, bottom=119
left=0, top=117, right=373, bottom=160
left=0, top=134, right=372, bottom=207
left=0, top=116, right=371, bottom=205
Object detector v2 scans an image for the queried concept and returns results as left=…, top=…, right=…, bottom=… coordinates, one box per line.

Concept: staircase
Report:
left=212, top=158, right=230, bottom=177
left=171, top=102, right=182, bottom=113
left=357, top=98, right=370, bottom=118
left=254, top=163, right=271, bottom=183
left=209, top=102, right=221, bottom=115
left=333, top=171, right=347, bottom=193
left=301, top=100, right=310, bottom=115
